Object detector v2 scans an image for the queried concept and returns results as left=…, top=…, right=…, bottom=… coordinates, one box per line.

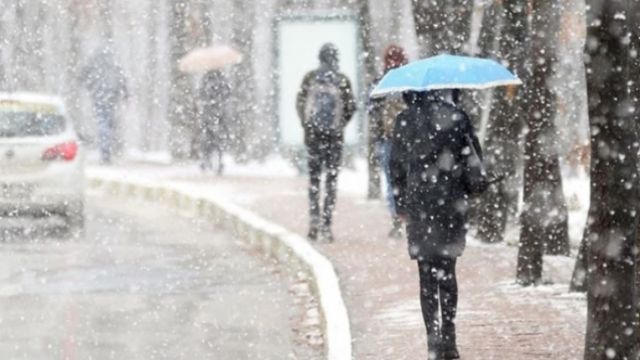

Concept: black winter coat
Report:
left=199, top=71, right=230, bottom=128
left=390, top=96, right=482, bottom=260
left=81, top=54, right=128, bottom=108
left=296, top=65, right=356, bottom=148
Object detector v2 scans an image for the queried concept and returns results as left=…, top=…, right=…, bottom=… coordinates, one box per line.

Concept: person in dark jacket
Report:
left=81, top=46, right=128, bottom=164
left=197, top=70, right=230, bottom=174
left=368, top=44, right=409, bottom=238
left=296, top=43, right=356, bottom=242
left=390, top=90, right=482, bottom=360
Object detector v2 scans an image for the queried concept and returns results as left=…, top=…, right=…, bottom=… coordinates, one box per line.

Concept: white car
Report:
left=0, top=92, right=85, bottom=233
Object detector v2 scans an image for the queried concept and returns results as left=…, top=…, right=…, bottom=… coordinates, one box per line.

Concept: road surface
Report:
left=0, top=194, right=299, bottom=359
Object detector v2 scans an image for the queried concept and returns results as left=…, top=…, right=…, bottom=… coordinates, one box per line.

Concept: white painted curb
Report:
left=88, top=175, right=353, bottom=360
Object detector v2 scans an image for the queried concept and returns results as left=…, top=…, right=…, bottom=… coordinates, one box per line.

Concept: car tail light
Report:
left=42, top=141, right=78, bottom=161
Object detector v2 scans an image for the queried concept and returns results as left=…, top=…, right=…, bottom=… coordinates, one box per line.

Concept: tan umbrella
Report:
left=178, top=45, right=243, bottom=74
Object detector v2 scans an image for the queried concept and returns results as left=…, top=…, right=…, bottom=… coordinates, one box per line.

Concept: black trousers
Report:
left=199, top=124, right=224, bottom=171
left=306, top=131, right=343, bottom=228
left=418, top=257, right=458, bottom=349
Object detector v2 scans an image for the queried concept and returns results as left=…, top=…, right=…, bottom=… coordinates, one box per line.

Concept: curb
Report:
left=88, top=175, right=353, bottom=360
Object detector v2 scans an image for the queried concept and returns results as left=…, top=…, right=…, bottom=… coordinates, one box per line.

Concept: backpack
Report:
left=304, top=75, right=344, bottom=133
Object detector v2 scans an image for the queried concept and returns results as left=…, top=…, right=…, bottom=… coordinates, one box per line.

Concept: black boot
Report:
left=308, top=226, right=319, bottom=241
left=319, top=223, right=335, bottom=243
left=426, top=324, right=443, bottom=360
left=441, top=325, right=460, bottom=359
left=427, top=338, right=443, bottom=360
left=308, top=216, right=320, bottom=241
left=441, top=349, right=459, bottom=360
left=319, top=213, right=335, bottom=243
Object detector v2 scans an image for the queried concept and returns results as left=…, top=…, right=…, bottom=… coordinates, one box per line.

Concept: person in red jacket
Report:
left=368, top=45, right=409, bottom=238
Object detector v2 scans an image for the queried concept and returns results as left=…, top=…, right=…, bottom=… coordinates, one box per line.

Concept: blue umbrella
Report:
left=371, top=54, right=522, bottom=98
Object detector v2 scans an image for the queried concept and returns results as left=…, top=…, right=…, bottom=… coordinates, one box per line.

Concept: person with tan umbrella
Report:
left=178, top=45, right=242, bottom=173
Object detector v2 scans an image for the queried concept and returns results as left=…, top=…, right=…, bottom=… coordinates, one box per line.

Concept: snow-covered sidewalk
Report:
left=89, top=157, right=587, bottom=359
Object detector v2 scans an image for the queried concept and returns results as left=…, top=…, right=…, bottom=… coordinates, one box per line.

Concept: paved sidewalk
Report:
left=97, top=163, right=587, bottom=359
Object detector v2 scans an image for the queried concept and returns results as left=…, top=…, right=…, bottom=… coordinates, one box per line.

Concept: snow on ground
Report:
left=87, top=153, right=590, bottom=359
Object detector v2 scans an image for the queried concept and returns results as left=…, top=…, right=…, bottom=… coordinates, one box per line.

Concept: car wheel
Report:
left=66, top=201, right=85, bottom=239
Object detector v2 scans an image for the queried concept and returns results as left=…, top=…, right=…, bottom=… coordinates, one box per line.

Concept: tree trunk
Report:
left=449, top=0, right=473, bottom=54
left=97, top=0, right=114, bottom=40
left=629, top=3, right=640, bottom=348
left=389, top=0, right=404, bottom=44
left=582, top=1, right=639, bottom=358
left=142, top=0, right=161, bottom=152
left=475, top=0, right=527, bottom=244
left=29, top=3, right=46, bottom=90
left=230, top=0, right=257, bottom=160
left=516, top=0, right=570, bottom=285
left=567, top=0, right=592, bottom=295
left=0, top=22, right=4, bottom=90
left=198, top=0, right=213, bottom=44
left=358, top=0, right=381, bottom=199
left=477, top=1, right=503, bottom=59
left=167, top=0, right=195, bottom=160
left=636, top=220, right=640, bottom=346
left=411, top=0, right=473, bottom=56
left=12, top=0, right=45, bottom=90
left=569, top=224, right=589, bottom=292
left=65, top=0, right=85, bottom=134
left=357, top=0, right=376, bottom=100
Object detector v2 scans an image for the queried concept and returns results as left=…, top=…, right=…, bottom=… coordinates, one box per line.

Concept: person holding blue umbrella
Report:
left=378, top=55, right=520, bottom=360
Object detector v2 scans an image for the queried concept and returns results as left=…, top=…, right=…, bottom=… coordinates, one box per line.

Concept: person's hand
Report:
left=487, top=172, right=506, bottom=185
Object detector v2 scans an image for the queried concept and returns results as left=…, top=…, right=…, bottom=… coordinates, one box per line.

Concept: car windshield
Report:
left=0, top=111, right=66, bottom=137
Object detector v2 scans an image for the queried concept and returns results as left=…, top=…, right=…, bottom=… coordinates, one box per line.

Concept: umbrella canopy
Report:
left=371, top=54, right=522, bottom=98
left=178, top=45, right=243, bottom=74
